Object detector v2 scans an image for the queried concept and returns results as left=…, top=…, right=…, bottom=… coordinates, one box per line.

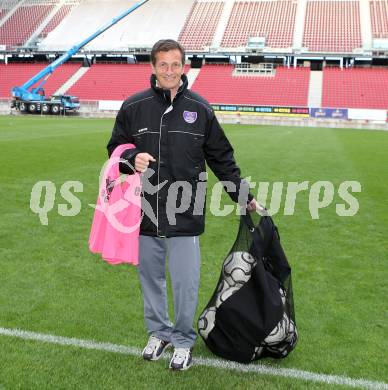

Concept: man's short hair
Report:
left=151, top=39, right=185, bottom=66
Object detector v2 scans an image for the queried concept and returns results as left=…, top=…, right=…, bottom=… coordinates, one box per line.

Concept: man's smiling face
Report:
left=152, top=49, right=184, bottom=94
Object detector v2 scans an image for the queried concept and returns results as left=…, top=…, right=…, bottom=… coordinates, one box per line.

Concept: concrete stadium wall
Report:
left=76, top=100, right=388, bottom=130
left=216, top=113, right=388, bottom=131
left=0, top=98, right=11, bottom=115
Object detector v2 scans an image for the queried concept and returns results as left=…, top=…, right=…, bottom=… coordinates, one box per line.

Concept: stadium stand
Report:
left=322, top=67, right=388, bottom=109
left=67, top=64, right=190, bottom=101
left=191, top=64, right=310, bottom=106
left=40, top=4, right=75, bottom=38
left=39, top=0, right=194, bottom=51
left=221, top=0, right=297, bottom=48
left=178, top=1, right=225, bottom=50
left=303, top=0, right=362, bottom=52
left=0, top=4, right=54, bottom=48
left=1, top=0, right=388, bottom=116
left=67, top=64, right=151, bottom=101
left=369, top=0, right=388, bottom=38
left=0, top=62, right=81, bottom=98
left=39, top=0, right=129, bottom=50
left=0, top=0, right=20, bottom=19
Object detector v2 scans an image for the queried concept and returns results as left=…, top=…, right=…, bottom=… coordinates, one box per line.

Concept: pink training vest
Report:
left=89, top=144, right=141, bottom=265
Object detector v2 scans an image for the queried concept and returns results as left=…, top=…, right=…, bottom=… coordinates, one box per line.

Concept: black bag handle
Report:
left=242, top=213, right=265, bottom=259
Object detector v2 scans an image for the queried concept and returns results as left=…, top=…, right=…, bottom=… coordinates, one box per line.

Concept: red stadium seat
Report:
left=322, top=67, right=388, bottom=109
left=303, top=1, right=362, bottom=52
left=369, top=0, right=388, bottom=38
left=221, top=1, right=297, bottom=48
left=191, top=64, right=310, bottom=106
left=178, top=1, right=224, bottom=51
left=0, top=5, right=54, bottom=48
left=40, top=5, right=75, bottom=38
left=67, top=64, right=190, bottom=101
left=0, top=62, right=82, bottom=98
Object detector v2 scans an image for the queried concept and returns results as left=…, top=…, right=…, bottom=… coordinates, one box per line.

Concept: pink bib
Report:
left=89, top=144, right=141, bottom=265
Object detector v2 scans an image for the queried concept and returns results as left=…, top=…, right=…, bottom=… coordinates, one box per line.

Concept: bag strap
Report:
left=242, top=213, right=265, bottom=259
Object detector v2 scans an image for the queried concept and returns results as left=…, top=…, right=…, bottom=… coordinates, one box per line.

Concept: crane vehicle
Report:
left=11, top=0, right=150, bottom=115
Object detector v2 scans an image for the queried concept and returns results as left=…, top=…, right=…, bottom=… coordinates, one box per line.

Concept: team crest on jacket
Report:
left=183, top=110, right=197, bottom=124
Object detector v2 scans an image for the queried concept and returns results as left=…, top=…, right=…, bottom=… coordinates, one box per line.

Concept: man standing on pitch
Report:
left=107, top=39, right=259, bottom=371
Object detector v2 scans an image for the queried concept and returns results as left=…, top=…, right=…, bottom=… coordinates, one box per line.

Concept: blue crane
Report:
left=11, top=0, right=150, bottom=114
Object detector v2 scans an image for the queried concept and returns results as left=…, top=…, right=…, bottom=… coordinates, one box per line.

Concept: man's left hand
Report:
left=247, top=198, right=266, bottom=213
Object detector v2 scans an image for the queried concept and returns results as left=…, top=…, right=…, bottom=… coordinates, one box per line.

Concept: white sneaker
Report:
left=142, top=336, right=171, bottom=361
left=169, top=347, right=193, bottom=371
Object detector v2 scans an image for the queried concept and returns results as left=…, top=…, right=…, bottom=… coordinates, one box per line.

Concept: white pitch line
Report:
left=1, top=327, right=387, bottom=390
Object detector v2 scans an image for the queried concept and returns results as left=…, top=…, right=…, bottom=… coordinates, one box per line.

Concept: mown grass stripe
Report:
left=1, top=327, right=387, bottom=390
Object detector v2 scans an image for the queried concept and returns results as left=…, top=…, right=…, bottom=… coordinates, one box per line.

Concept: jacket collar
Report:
left=150, top=73, right=188, bottom=104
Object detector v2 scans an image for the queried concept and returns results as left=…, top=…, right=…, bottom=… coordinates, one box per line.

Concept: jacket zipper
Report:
left=157, top=104, right=173, bottom=237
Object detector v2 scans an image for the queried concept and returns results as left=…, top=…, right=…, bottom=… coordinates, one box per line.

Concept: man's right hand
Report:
left=135, top=153, right=156, bottom=173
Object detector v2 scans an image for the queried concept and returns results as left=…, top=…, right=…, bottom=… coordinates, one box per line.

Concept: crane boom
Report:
left=12, top=0, right=150, bottom=106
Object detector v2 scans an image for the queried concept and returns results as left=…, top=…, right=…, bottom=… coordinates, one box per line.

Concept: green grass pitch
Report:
left=0, top=115, right=387, bottom=389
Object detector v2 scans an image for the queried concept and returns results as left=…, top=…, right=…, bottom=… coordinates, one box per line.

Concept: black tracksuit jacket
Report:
left=107, top=74, right=251, bottom=237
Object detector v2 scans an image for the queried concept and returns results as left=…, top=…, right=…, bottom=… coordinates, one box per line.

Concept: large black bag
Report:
left=198, top=213, right=298, bottom=363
